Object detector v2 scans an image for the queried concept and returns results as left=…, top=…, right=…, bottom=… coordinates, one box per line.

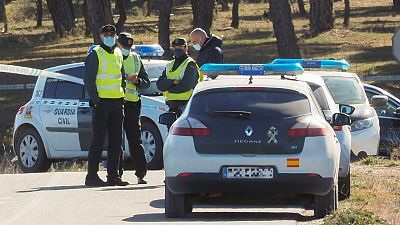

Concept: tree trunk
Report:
left=36, top=0, right=43, bottom=27
left=46, top=0, right=75, bottom=37
left=191, top=0, right=214, bottom=35
left=269, top=0, right=301, bottom=58
left=231, top=0, right=239, bottom=28
left=82, top=0, right=91, bottom=36
left=309, top=0, right=334, bottom=35
left=124, top=0, right=132, bottom=10
left=158, top=0, right=172, bottom=57
left=218, top=0, right=229, bottom=11
left=343, top=0, right=350, bottom=27
left=0, top=0, right=8, bottom=33
left=115, top=0, right=127, bottom=32
left=87, top=0, right=114, bottom=44
left=297, top=0, right=307, bottom=15
left=393, top=0, right=400, bottom=11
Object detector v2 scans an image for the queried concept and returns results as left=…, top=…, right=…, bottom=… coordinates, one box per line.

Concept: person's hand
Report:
left=173, top=79, right=180, bottom=85
left=128, top=75, right=138, bottom=83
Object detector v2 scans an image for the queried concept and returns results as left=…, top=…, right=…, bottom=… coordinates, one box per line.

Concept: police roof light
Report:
left=87, top=44, right=164, bottom=57
left=199, top=63, right=304, bottom=77
left=272, top=58, right=350, bottom=71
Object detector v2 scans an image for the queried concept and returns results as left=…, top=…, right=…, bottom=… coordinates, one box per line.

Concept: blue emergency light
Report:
left=272, top=58, right=350, bottom=71
left=199, top=63, right=304, bottom=77
left=87, top=44, right=164, bottom=57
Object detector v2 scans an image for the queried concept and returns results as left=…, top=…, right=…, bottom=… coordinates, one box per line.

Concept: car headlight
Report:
left=351, top=117, right=373, bottom=132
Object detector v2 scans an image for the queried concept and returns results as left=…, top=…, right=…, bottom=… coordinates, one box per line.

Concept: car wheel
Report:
left=165, top=185, right=188, bottom=218
left=339, top=168, right=351, bottom=201
left=314, top=184, right=338, bottom=218
left=15, top=127, right=51, bottom=173
left=141, top=121, right=163, bottom=170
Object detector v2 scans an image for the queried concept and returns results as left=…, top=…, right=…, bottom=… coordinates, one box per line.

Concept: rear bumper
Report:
left=166, top=173, right=334, bottom=196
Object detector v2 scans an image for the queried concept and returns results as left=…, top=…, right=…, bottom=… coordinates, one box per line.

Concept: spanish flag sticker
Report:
left=287, top=158, right=300, bottom=167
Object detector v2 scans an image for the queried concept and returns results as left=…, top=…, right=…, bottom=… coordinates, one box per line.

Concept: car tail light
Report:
left=177, top=172, right=191, bottom=177
left=17, top=104, right=26, bottom=114
left=171, top=117, right=210, bottom=137
left=288, top=117, right=329, bottom=138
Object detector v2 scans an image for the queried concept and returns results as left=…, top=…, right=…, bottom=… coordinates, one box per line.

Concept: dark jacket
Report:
left=156, top=54, right=199, bottom=95
left=84, top=43, right=126, bottom=105
left=197, top=35, right=223, bottom=68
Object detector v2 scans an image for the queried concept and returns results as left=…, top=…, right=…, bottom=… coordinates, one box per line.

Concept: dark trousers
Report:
left=121, top=100, right=147, bottom=178
left=166, top=100, right=188, bottom=117
left=88, top=98, right=124, bottom=179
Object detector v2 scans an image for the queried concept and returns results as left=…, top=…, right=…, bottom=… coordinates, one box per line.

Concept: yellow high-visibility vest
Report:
left=94, top=47, right=124, bottom=99
left=124, top=53, right=141, bottom=102
left=164, top=57, right=201, bottom=101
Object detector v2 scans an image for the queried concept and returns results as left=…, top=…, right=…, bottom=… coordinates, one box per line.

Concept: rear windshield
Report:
left=190, top=90, right=311, bottom=119
left=323, top=77, right=366, bottom=104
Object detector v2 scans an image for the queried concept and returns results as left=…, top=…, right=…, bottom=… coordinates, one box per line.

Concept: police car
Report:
left=161, top=64, right=349, bottom=218
left=273, top=59, right=386, bottom=158
left=12, top=45, right=169, bottom=173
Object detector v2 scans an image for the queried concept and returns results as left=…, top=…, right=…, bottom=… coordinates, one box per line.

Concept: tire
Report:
left=15, top=127, right=51, bottom=173
left=165, top=185, right=188, bottom=218
left=141, top=120, right=163, bottom=170
left=338, top=168, right=351, bottom=201
left=314, top=184, right=338, bottom=218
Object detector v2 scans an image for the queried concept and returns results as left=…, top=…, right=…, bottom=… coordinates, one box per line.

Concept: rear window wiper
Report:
left=211, top=110, right=252, bottom=119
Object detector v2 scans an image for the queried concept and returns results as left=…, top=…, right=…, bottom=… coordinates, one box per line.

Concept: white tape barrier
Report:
left=0, top=64, right=84, bottom=85
left=0, top=83, right=35, bottom=90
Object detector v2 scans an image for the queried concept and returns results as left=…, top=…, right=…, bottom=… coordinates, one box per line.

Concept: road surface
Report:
left=0, top=171, right=321, bottom=225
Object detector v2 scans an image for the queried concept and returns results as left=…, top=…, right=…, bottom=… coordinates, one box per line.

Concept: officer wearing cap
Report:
left=117, top=32, right=150, bottom=184
left=156, top=37, right=201, bottom=117
left=84, top=24, right=129, bottom=186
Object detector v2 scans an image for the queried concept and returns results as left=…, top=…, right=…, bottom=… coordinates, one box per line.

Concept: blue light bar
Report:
left=272, top=58, right=350, bottom=71
left=132, top=44, right=164, bottom=57
left=199, top=63, right=304, bottom=77
left=87, top=44, right=164, bottom=57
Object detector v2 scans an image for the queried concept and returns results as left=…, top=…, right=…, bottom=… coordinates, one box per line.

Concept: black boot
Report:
left=107, top=176, right=129, bottom=186
left=85, top=174, right=107, bottom=187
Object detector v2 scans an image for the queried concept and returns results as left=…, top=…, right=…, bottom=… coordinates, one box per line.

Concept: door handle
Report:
left=78, top=107, right=90, bottom=113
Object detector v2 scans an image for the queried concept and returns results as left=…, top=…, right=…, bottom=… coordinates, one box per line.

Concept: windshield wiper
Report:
left=211, top=110, right=252, bottom=119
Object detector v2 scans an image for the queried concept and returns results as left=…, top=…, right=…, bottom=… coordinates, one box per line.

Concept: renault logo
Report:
left=245, top=126, right=253, bottom=136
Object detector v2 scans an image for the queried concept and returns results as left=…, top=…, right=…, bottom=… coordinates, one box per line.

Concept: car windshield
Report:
left=323, top=76, right=366, bottom=104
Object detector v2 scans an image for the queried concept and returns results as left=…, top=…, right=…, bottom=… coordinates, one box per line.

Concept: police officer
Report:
left=117, top=32, right=150, bottom=184
left=156, top=37, right=200, bottom=117
left=84, top=24, right=129, bottom=187
left=189, top=28, right=223, bottom=67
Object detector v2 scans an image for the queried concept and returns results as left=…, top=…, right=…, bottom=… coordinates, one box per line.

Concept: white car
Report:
left=161, top=64, right=349, bottom=218
left=13, top=46, right=170, bottom=173
left=272, top=59, right=386, bottom=157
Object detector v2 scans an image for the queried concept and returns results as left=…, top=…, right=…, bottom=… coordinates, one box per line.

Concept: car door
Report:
left=39, top=78, right=83, bottom=151
left=365, top=89, right=400, bottom=150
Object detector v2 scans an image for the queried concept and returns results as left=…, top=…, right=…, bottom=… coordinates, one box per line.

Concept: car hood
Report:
left=347, top=103, right=377, bottom=121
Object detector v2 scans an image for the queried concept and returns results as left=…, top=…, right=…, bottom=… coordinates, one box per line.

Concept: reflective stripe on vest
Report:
left=124, top=53, right=141, bottom=102
left=165, top=57, right=199, bottom=101
left=94, top=47, right=124, bottom=98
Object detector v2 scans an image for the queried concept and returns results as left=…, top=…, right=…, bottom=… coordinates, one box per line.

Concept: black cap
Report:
left=118, top=32, right=134, bottom=48
left=172, top=37, right=187, bottom=46
left=101, top=24, right=116, bottom=34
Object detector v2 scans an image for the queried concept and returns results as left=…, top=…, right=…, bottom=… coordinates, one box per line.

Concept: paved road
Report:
left=0, top=171, right=321, bottom=225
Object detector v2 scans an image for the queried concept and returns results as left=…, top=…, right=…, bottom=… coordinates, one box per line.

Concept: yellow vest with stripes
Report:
left=94, top=47, right=124, bottom=99
left=124, top=53, right=141, bottom=102
left=165, top=57, right=201, bottom=101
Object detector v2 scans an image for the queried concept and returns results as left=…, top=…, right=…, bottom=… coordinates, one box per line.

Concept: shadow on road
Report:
left=16, top=185, right=93, bottom=193
left=99, top=184, right=164, bottom=191
left=123, top=211, right=315, bottom=222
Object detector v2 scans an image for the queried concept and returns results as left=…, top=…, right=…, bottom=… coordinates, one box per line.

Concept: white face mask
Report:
left=121, top=48, right=130, bottom=56
left=193, top=44, right=201, bottom=51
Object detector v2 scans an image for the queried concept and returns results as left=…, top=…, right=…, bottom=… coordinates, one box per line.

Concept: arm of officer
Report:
left=84, top=51, right=100, bottom=105
left=168, top=61, right=199, bottom=93
left=121, top=63, right=126, bottom=89
left=156, top=69, right=174, bottom=92
left=135, top=60, right=150, bottom=90
left=209, top=47, right=223, bottom=64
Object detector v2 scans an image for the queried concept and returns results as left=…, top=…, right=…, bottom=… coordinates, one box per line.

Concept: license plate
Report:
left=222, top=167, right=274, bottom=179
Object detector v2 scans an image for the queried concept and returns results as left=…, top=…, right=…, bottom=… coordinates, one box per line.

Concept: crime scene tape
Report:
left=0, top=64, right=84, bottom=85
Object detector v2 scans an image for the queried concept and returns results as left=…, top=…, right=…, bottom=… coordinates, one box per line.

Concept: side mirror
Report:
left=159, top=112, right=177, bottom=126
left=371, top=95, right=388, bottom=108
left=339, top=104, right=355, bottom=115
left=331, top=113, right=351, bottom=126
